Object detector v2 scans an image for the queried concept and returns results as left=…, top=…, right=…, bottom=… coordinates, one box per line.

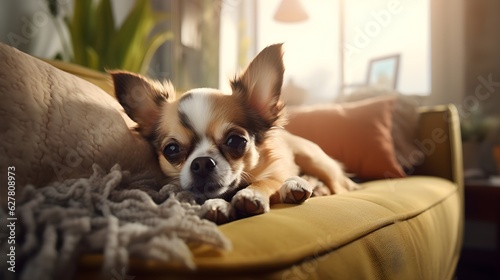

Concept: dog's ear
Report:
left=231, top=43, right=285, bottom=124
left=110, top=71, right=174, bottom=137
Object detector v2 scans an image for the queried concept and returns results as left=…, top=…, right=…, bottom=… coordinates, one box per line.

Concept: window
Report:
left=219, top=0, right=431, bottom=103
left=343, top=0, right=430, bottom=96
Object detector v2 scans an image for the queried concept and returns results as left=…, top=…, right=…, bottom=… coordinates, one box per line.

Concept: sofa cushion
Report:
left=77, top=177, right=461, bottom=279
left=285, top=96, right=405, bottom=179
left=337, top=89, right=425, bottom=171
left=0, top=43, right=165, bottom=202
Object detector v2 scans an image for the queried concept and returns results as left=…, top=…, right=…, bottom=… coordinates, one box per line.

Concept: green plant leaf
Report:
left=85, top=46, right=99, bottom=70
left=63, top=0, right=171, bottom=73
left=106, top=0, right=154, bottom=71
left=139, top=31, right=174, bottom=74
left=94, top=0, right=115, bottom=70
left=107, top=1, right=170, bottom=73
left=69, top=0, right=94, bottom=66
left=123, top=11, right=171, bottom=73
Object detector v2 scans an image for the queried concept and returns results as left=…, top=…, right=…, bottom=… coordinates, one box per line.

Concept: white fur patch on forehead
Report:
left=178, top=89, right=219, bottom=136
left=189, top=137, right=213, bottom=159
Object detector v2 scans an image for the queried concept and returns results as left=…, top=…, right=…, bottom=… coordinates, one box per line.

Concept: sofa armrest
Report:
left=412, top=104, right=464, bottom=270
left=413, top=105, right=463, bottom=190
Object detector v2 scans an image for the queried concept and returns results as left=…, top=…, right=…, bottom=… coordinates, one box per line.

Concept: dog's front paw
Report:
left=231, top=189, right=269, bottom=218
left=200, top=199, right=235, bottom=225
left=280, top=176, right=313, bottom=204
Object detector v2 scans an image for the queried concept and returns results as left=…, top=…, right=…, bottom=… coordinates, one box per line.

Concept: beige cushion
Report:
left=0, top=43, right=164, bottom=203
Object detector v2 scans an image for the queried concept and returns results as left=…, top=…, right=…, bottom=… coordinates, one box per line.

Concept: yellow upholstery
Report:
left=76, top=106, right=464, bottom=279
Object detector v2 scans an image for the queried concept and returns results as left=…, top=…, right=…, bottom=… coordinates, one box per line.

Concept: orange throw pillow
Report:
left=285, top=96, right=405, bottom=179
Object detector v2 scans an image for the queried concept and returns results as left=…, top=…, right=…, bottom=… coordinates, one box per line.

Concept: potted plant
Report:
left=44, top=0, right=173, bottom=95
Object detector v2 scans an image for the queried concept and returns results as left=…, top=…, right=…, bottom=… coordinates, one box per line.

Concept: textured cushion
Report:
left=0, top=43, right=164, bottom=202
left=285, top=96, right=405, bottom=179
left=77, top=176, right=461, bottom=279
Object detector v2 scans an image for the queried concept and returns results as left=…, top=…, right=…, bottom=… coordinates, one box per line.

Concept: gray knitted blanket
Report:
left=0, top=165, right=231, bottom=280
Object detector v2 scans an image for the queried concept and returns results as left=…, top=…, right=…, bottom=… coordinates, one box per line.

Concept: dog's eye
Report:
left=225, top=135, right=247, bottom=155
left=164, top=143, right=181, bottom=155
left=163, top=143, right=183, bottom=164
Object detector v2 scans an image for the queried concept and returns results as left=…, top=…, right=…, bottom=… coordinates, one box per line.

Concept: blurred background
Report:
left=1, top=0, right=500, bottom=278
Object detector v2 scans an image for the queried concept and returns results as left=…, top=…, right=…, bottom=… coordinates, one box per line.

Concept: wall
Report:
left=464, top=0, right=500, bottom=117
left=463, top=0, right=500, bottom=175
left=0, top=0, right=61, bottom=58
left=456, top=0, right=500, bottom=270
left=425, top=0, right=466, bottom=106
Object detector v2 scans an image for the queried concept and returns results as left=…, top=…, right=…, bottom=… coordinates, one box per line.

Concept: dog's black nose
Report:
left=191, top=157, right=216, bottom=177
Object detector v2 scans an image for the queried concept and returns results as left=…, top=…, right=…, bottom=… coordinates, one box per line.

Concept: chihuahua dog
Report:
left=111, top=44, right=357, bottom=224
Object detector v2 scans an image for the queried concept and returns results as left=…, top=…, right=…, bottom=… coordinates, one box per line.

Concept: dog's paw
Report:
left=200, top=199, right=235, bottom=225
left=280, top=176, right=313, bottom=204
left=231, top=189, right=269, bottom=218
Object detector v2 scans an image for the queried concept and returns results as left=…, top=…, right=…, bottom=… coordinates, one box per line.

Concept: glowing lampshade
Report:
left=273, top=0, right=308, bottom=23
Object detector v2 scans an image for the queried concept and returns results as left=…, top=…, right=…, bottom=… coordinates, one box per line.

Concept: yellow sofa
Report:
left=1, top=43, right=462, bottom=279
left=47, top=50, right=464, bottom=280
left=76, top=106, right=463, bottom=279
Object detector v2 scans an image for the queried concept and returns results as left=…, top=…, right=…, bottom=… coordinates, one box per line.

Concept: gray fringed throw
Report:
left=0, top=165, right=231, bottom=280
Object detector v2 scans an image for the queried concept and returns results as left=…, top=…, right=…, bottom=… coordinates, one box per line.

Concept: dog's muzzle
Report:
left=190, top=156, right=218, bottom=192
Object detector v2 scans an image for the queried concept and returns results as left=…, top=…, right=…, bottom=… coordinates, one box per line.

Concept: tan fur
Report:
left=280, top=130, right=359, bottom=193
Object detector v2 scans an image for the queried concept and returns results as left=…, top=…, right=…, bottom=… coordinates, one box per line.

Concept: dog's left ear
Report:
left=109, top=71, right=174, bottom=138
left=232, top=43, right=285, bottom=124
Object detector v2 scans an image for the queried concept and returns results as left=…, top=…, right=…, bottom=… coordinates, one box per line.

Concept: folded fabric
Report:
left=1, top=165, right=230, bottom=280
